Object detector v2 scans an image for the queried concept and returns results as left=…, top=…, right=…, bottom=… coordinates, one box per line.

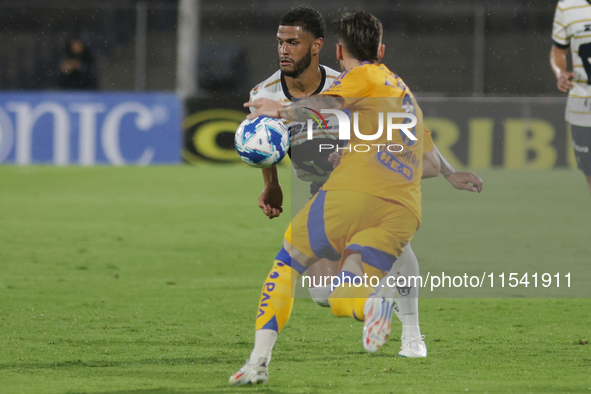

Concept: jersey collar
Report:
left=280, top=65, right=326, bottom=101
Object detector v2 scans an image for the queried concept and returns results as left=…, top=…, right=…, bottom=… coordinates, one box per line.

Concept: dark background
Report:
left=0, top=0, right=561, bottom=96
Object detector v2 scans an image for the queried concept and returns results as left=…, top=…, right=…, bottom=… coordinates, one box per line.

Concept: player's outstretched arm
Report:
left=444, top=172, right=483, bottom=193
left=435, top=146, right=483, bottom=193
left=245, top=96, right=343, bottom=121
left=259, top=166, right=283, bottom=219
left=422, top=150, right=440, bottom=178
left=244, top=98, right=285, bottom=120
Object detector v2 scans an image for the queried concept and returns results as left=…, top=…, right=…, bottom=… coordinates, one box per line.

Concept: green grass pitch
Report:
left=0, top=164, right=590, bottom=393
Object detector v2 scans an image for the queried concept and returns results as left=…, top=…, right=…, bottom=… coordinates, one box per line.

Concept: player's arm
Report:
left=550, top=4, right=573, bottom=93
left=422, top=127, right=440, bottom=178
left=246, top=67, right=366, bottom=120
left=244, top=96, right=343, bottom=122
left=550, top=46, right=574, bottom=93
left=259, top=166, right=283, bottom=219
left=422, top=149, right=440, bottom=178
left=247, top=84, right=284, bottom=219
left=435, top=146, right=483, bottom=193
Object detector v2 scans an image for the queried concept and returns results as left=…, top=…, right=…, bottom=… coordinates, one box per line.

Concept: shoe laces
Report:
left=402, top=335, right=425, bottom=350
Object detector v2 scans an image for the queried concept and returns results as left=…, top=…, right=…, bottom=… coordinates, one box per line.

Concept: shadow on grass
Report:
left=68, top=387, right=288, bottom=394
left=0, top=356, right=231, bottom=370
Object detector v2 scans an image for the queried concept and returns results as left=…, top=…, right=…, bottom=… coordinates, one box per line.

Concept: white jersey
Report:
left=249, top=65, right=342, bottom=184
left=553, top=0, right=591, bottom=126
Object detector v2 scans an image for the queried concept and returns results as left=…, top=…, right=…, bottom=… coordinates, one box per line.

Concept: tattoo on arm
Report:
left=279, top=96, right=344, bottom=121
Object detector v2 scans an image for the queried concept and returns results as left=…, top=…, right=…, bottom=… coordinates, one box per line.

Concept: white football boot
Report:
left=398, top=335, right=427, bottom=358
left=228, top=357, right=269, bottom=386
left=362, top=288, right=396, bottom=352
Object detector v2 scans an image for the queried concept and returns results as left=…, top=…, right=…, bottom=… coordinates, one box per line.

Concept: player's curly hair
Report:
left=279, top=6, right=325, bottom=39
left=333, top=11, right=383, bottom=63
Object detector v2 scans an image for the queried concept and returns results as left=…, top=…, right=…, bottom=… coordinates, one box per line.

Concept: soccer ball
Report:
left=234, top=116, right=289, bottom=168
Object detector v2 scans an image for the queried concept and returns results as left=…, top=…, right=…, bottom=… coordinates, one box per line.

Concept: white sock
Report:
left=308, top=286, right=331, bottom=307
left=387, top=243, right=421, bottom=338
left=248, top=329, right=278, bottom=365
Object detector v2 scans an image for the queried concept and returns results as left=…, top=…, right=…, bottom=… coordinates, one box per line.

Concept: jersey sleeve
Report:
left=319, top=66, right=371, bottom=98
left=423, top=127, right=435, bottom=153
left=248, top=83, right=262, bottom=113
left=552, top=3, right=570, bottom=48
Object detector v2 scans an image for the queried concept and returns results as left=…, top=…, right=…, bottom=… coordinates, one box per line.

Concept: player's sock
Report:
left=389, top=244, right=421, bottom=337
left=248, top=329, right=278, bottom=365
left=308, top=286, right=331, bottom=307
left=255, top=257, right=298, bottom=334
left=251, top=246, right=305, bottom=364
left=328, top=271, right=373, bottom=321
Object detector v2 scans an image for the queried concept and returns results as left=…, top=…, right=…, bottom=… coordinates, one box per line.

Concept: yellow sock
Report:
left=255, top=260, right=297, bottom=333
left=328, top=283, right=373, bottom=321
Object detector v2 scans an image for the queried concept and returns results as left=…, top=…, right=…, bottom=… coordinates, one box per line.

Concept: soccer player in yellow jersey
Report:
left=229, top=10, right=431, bottom=385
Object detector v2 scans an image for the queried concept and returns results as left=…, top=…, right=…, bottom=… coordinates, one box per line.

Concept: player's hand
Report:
left=444, top=172, right=483, bottom=193
left=557, top=71, right=575, bottom=93
left=244, top=98, right=284, bottom=120
left=259, top=185, right=283, bottom=219
left=328, top=151, right=342, bottom=169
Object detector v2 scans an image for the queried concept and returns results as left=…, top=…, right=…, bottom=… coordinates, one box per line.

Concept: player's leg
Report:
left=382, top=243, right=427, bottom=357
left=231, top=201, right=320, bottom=385
left=327, top=251, right=385, bottom=320
left=570, top=124, right=591, bottom=195
left=302, top=190, right=385, bottom=323
left=306, top=258, right=339, bottom=307
left=321, top=191, right=417, bottom=352
left=230, top=239, right=295, bottom=385
left=328, top=245, right=401, bottom=353
left=230, top=238, right=317, bottom=385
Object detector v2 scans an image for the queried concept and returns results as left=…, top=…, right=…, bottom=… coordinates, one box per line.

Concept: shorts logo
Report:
left=396, top=285, right=412, bottom=296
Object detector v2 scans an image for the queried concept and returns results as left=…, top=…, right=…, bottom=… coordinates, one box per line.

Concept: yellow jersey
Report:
left=319, top=62, right=425, bottom=225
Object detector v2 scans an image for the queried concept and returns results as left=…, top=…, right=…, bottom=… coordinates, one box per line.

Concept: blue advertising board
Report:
left=0, top=92, right=181, bottom=165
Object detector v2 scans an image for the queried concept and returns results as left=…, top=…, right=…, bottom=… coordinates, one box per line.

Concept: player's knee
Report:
left=274, top=246, right=306, bottom=280
left=308, top=286, right=331, bottom=307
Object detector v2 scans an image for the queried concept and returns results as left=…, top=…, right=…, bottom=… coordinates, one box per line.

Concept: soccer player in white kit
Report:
left=551, top=0, right=591, bottom=195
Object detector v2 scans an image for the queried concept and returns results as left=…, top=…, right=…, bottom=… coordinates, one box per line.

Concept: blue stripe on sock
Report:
left=307, top=191, right=341, bottom=262
left=275, top=246, right=307, bottom=274
left=345, top=244, right=396, bottom=272
left=261, top=315, right=278, bottom=332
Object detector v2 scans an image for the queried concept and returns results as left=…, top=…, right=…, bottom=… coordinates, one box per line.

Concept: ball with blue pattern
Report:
left=234, top=116, right=289, bottom=168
